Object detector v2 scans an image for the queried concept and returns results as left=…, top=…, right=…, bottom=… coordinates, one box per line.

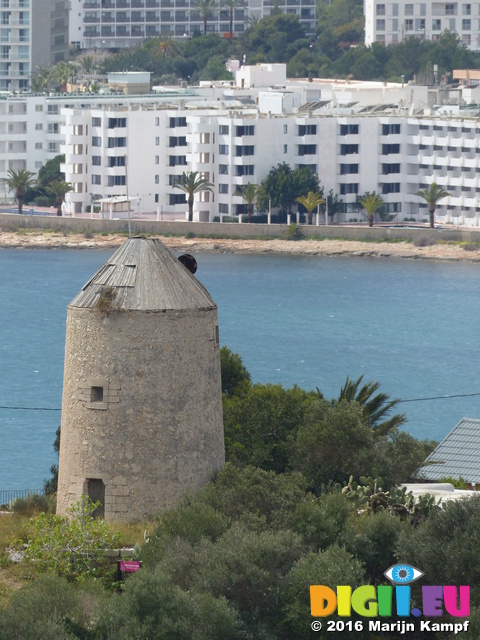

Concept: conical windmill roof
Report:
left=69, top=237, right=216, bottom=311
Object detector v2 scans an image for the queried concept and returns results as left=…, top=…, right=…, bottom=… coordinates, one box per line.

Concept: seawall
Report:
left=1, top=212, right=480, bottom=244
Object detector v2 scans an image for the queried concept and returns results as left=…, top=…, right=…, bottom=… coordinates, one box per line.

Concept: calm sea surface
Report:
left=1, top=248, right=480, bottom=489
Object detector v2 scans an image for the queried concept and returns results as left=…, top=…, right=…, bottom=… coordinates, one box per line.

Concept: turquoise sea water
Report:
left=1, top=248, right=480, bottom=489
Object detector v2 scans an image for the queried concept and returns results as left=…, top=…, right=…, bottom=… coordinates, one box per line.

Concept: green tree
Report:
left=316, top=0, right=364, bottom=58
left=223, top=383, right=310, bottom=472
left=416, top=182, right=451, bottom=228
left=234, top=181, right=262, bottom=222
left=172, top=171, right=213, bottom=221
left=260, top=163, right=319, bottom=219
left=240, top=14, right=308, bottom=63
left=199, top=54, right=233, bottom=80
left=18, top=496, right=120, bottom=581
left=334, top=374, right=406, bottom=437
left=295, top=190, right=325, bottom=225
left=359, top=191, right=384, bottom=227
left=30, top=66, right=54, bottom=93
left=43, top=426, right=60, bottom=495
left=324, top=189, right=343, bottom=223
left=282, top=545, right=366, bottom=638
left=52, top=61, right=78, bottom=92
left=96, top=572, right=240, bottom=640
left=220, top=345, right=251, bottom=397
left=292, top=398, right=376, bottom=491
left=156, top=36, right=181, bottom=59
left=396, top=494, right=480, bottom=605
left=46, top=180, right=73, bottom=216
left=38, top=154, right=66, bottom=188
left=26, top=154, right=66, bottom=205
left=76, top=54, right=97, bottom=75
left=1, top=169, right=36, bottom=215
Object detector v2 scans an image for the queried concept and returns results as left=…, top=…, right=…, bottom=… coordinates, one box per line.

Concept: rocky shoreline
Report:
left=1, top=229, right=480, bottom=262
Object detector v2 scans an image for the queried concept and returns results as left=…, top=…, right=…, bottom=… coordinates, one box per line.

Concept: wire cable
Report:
left=2, top=391, right=480, bottom=413
left=0, top=405, right=61, bottom=411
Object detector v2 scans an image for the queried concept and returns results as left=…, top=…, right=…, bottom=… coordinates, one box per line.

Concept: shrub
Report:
left=282, top=545, right=366, bottom=639
left=290, top=491, right=352, bottom=551
left=285, top=223, right=302, bottom=240
left=396, top=494, right=480, bottom=603
left=17, top=496, right=120, bottom=581
left=223, top=383, right=309, bottom=473
left=96, top=571, right=241, bottom=640
left=220, top=346, right=251, bottom=397
left=12, top=494, right=53, bottom=516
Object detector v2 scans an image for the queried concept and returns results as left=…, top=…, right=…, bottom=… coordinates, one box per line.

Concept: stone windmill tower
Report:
left=56, top=237, right=224, bottom=521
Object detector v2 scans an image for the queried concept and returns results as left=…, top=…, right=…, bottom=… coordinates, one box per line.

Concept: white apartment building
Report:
left=0, top=0, right=69, bottom=91
left=365, top=0, right=480, bottom=50
left=0, top=94, right=64, bottom=199
left=58, top=95, right=480, bottom=224
left=4, top=68, right=480, bottom=225
left=68, top=0, right=316, bottom=50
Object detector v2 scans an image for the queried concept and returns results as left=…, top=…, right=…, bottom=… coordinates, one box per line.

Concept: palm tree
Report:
left=46, top=180, right=73, bottom=216
left=156, top=36, right=179, bottom=59
left=30, top=66, right=54, bottom=93
left=222, top=0, right=243, bottom=43
left=334, top=374, right=406, bottom=437
left=52, top=61, right=78, bottom=92
left=416, top=182, right=451, bottom=229
left=295, top=191, right=325, bottom=225
left=173, top=171, right=213, bottom=222
left=359, top=192, right=384, bottom=227
left=1, top=169, right=36, bottom=215
left=76, top=54, right=97, bottom=76
left=234, top=182, right=262, bottom=222
left=195, top=0, right=217, bottom=34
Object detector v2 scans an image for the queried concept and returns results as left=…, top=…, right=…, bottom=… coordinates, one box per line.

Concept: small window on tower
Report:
left=91, top=386, right=104, bottom=403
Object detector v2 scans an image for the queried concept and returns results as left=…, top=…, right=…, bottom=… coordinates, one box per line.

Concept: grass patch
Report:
left=108, top=520, right=156, bottom=548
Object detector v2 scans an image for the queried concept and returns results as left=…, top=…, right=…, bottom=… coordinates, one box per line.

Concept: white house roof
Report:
left=417, top=418, right=480, bottom=484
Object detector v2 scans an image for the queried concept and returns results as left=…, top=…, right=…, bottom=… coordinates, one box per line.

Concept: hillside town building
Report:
left=4, top=65, right=480, bottom=225
left=0, top=0, right=69, bottom=92
left=364, top=0, right=480, bottom=50
left=68, top=0, right=316, bottom=50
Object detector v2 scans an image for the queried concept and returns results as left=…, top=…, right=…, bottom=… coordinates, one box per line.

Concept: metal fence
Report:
left=0, top=488, right=44, bottom=507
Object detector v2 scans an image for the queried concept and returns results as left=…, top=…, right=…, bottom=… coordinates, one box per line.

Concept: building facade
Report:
left=0, top=0, right=69, bottom=92
left=4, top=70, right=480, bottom=225
left=365, top=0, right=480, bottom=50
left=68, top=0, right=316, bottom=50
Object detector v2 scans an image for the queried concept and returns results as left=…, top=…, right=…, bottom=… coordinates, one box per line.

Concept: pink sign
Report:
left=118, top=560, right=141, bottom=573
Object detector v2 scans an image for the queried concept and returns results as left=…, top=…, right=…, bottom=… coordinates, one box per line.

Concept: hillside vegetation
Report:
left=0, top=348, right=477, bottom=639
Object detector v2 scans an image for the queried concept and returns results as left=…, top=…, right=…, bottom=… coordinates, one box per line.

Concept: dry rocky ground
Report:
left=1, top=229, right=480, bottom=262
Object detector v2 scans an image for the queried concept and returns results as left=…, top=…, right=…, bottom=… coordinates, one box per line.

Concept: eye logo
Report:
left=384, top=564, right=424, bottom=584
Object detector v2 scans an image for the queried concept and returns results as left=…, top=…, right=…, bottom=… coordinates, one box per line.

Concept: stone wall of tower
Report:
left=57, top=305, right=224, bottom=521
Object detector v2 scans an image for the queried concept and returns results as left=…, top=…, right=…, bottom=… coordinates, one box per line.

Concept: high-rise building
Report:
left=0, top=0, right=69, bottom=92
left=68, top=0, right=316, bottom=50
left=365, top=0, right=480, bottom=50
